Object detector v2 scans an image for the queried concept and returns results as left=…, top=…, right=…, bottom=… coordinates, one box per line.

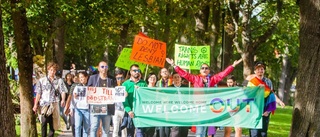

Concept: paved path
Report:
left=58, top=128, right=249, bottom=137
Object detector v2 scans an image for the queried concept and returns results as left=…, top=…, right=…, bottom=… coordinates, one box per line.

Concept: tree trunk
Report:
left=117, top=22, right=131, bottom=55
left=242, top=50, right=255, bottom=78
left=210, top=1, right=221, bottom=72
left=0, top=2, right=16, bottom=136
left=45, top=0, right=56, bottom=64
left=194, top=5, right=210, bottom=45
left=54, top=17, right=66, bottom=72
left=10, top=0, right=37, bottom=136
left=290, top=0, right=320, bottom=136
left=278, top=55, right=297, bottom=105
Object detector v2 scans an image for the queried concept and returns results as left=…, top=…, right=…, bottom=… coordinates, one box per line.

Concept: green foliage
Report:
left=255, top=0, right=299, bottom=87
left=3, top=0, right=299, bottom=82
left=8, top=78, right=20, bottom=107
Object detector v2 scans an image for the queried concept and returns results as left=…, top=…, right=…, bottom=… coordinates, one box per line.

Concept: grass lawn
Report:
left=15, top=116, right=63, bottom=137
left=242, top=106, right=293, bottom=137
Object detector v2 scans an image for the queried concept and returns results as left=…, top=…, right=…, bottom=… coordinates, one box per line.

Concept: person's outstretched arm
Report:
left=166, top=58, right=197, bottom=83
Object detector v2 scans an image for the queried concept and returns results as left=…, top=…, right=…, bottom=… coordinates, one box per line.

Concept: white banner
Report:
left=87, top=86, right=126, bottom=104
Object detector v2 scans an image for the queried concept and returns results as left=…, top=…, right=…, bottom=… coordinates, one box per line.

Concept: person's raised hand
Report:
left=232, top=58, right=243, bottom=67
left=166, top=58, right=174, bottom=66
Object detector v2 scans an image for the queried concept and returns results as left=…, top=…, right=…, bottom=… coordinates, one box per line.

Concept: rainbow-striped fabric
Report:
left=247, top=77, right=271, bottom=98
left=157, top=78, right=173, bottom=87
left=89, top=66, right=98, bottom=72
left=248, top=77, right=276, bottom=113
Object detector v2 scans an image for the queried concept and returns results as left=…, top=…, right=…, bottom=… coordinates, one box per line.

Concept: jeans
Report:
left=74, top=109, right=90, bottom=137
left=159, top=127, right=170, bottom=137
left=90, top=114, right=112, bottom=137
left=250, top=115, right=270, bottom=137
left=112, top=110, right=127, bottom=137
left=59, top=103, right=68, bottom=126
left=196, top=126, right=207, bottom=137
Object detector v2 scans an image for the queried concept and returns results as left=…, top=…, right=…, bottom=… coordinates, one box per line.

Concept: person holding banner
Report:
left=87, top=61, right=115, bottom=137
left=246, top=61, right=277, bottom=137
left=166, top=58, right=243, bottom=137
left=169, top=72, right=189, bottom=137
left=224, top=75, right=242, bottom=137
left=156, top=68, right=172, bottom=137
left=122, top=64, right=153, bottom=137
left=69, top=71, right=90, bottom=137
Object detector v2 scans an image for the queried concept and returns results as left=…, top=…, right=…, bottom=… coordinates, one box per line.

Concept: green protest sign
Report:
left=115, top=48, right=146, bottom=72
left=174, top=44, right=210, bottom=70
left=133, top=87, right=264, bottom=128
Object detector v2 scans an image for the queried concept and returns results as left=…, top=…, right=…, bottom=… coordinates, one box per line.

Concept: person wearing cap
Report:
left=246, top=61, right=282, bottom=137
left=166, top=58, right=243, bottom=137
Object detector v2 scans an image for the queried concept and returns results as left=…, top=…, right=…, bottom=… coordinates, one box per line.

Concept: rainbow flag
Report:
left=247, top=77, right=271, bottom=98
left=89, top=66, right=98, bottom=72
left=265, top=92, right=276, bottom=113
left=248, top=77, right=276, bottom=113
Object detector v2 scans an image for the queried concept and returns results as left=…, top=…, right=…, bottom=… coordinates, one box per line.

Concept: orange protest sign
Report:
left=130, top=35, right=166, bottom=67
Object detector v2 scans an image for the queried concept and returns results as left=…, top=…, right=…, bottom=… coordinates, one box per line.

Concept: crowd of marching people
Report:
left=32, top=58, right=285, bottom=137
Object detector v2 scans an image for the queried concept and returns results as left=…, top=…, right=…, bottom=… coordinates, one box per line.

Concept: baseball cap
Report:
left=254, top=61, right=265, bottom=69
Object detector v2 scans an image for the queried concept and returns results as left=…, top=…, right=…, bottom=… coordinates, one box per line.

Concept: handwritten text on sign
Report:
left=87, top=86, right=126, bottom=104
left=174, top=44, right=210, bottom=70
left=130, top=35, right=166, bottom=67
left=115, top=48, right=146, bottom=72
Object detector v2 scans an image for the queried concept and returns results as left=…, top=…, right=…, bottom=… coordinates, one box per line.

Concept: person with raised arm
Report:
left=165, top=58, right=243, bottom=137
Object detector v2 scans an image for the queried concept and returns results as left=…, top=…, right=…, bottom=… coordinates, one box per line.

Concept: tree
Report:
left=290, top=0, right=320, bottom=136
left=255, top=0, right=299, bottom=105
left=10, top=0, right=37, bottom=136
left=0, top=0, right=16, bottom=136
left=227, top=0, right=283, bottom=78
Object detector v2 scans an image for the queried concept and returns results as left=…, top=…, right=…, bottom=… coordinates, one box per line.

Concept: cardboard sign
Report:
left=174, top=44, right=210, bottom=70
left=115, top=48, right=147, bottom=72
left=86, top=86, right=126, bottom=104
left=130, top=35, right=166, bottom=67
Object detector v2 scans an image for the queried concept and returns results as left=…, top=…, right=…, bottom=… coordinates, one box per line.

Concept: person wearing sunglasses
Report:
left=112, top=69, right=127, bottom=137
left=87, top=61, right=115, bottom=137
left=165, top=58, right=243, bottom=137
left=122, top=64, right=153, bottom=137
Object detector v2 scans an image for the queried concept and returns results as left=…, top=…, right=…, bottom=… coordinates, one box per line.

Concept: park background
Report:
left=0, top=0, right=319, bottom=137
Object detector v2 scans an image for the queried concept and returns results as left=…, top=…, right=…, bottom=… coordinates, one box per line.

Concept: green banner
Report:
left=115, top=48, right=147, bottom=72
left=174, top=44, right=210, bottom=70
left=133, top=87, right=264, bottom=128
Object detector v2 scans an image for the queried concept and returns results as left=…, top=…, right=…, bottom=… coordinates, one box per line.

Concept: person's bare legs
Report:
left=234, top=127, right=242, bottom=137
left=224, top=127, right=232, bottom=137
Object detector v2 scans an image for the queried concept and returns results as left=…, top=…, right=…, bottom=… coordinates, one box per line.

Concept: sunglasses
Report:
left=100, top=66, right=108, bottom=69
left=131, top=69, right=141, bottom=73
left=201, top=67, right=209, bottom=70
left=116, top=77, right=124, bottom=80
